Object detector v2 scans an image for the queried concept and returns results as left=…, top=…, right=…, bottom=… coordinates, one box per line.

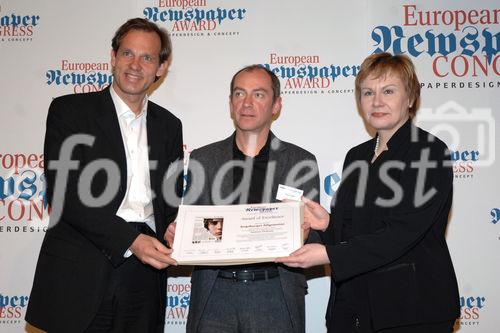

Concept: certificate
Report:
left=172, top=201, right=304, bottom=265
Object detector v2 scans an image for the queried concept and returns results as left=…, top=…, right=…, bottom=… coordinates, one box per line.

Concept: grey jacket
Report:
left=184, top=131, right=320, bottom=333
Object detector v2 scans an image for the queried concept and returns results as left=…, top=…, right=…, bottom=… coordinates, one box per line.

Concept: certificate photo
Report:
left=192, top=217, right=224, bottom=243
left=172, top=201, right=304, bottom=265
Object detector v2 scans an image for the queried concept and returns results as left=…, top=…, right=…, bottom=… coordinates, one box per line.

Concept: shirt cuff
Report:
left=123, top=249, right=133, bottom=258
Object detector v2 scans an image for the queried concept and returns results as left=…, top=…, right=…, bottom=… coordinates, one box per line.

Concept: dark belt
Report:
left=217, top=267, right=280, bottom=282
left=129, top=222, right=156, bottom=236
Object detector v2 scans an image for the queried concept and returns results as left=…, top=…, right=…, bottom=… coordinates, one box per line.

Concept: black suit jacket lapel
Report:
left=146, top=105, right=166, bottom=233
left=332, top=142, right=371, bottom=244
left=217, top=134, right=236, bottom=203
left=95, top=89, right=127, bottom=177
left=147, top=106, right=162, bottom=186
left=268, top=132, right=287, bottom=203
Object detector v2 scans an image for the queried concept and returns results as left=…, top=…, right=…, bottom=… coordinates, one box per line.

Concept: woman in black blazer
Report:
left=277, top=53, right=460, bottom=332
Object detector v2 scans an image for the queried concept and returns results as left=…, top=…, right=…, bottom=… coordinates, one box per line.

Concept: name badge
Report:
left=276, top=184, right=303, bottom=201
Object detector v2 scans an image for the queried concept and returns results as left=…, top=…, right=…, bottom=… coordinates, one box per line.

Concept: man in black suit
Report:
left=26, top=18, right=183, bottom=333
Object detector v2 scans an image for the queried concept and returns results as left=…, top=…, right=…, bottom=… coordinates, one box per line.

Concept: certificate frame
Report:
left=172, top=201, right=304, bottom=265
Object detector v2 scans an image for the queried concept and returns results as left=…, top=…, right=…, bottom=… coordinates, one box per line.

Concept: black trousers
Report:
left=329, top=302, right=455, bottom=333
left=84, top=254, right=163, bottom=333
left=377, top=320, right=455, bottom=333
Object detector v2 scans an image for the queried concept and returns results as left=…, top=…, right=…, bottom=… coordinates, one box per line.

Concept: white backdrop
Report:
left=0, top=1, right=498, bottom=332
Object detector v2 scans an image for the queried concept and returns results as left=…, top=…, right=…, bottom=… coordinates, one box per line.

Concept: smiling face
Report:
left=359, top=73, right=411, bottom=137
left=111, top=29, right=167, bottom=105
left=229, top=69, right=282, bottom=136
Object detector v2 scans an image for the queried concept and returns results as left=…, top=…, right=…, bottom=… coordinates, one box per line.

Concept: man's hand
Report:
left=302, top=197, right=330, bottom=231
left=275, top=243, right=330, bottom=268
left=302, top=220, right=312, bottom=241
left=164, top=221, right=176, bottom=248
left=130, top=234, right=177, bottom=269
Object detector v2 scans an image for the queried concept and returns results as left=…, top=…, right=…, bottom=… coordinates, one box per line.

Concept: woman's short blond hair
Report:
left=355, top=52, right=421, bottom=118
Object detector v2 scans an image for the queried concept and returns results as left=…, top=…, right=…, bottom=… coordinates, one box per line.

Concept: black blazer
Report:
left=322, top=120, right=460, bottom=331
left=26, top=88, right=183, bottom=333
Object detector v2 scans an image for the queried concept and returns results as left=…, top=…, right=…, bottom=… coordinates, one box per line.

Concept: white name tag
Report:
left=276, top=184, right=303, bottom=201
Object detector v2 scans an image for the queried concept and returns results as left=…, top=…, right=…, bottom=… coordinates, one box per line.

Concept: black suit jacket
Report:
left=26, top=88, right=183, bottom=333
left=322, top=120, right=460, bottom=331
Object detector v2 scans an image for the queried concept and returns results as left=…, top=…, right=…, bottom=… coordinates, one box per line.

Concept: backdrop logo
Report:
left=264, top=53, right=358, bottom=95
left=450, top=149, right=479, bottom=179
left=458, top=295, right=486, bottom=327
left=45, top=60, right=112, bottom=94
left=416, top=101, right=495, bottom=168
left=0, top=293, right=29, bottom=324
left=144, top=0, right=246, bottom=38
left=324, top=172, right=341, bottom=196
left=166, top=282, right=190, bottom=325
left=370, top=4, right=500, bottom=89
left=493, top=208, right=500, bottom=242
left=0, top=6, right=40, bottom=42
left=0, top=153, right=48, bottom=232
left=491, top=208, right=500, bottom=224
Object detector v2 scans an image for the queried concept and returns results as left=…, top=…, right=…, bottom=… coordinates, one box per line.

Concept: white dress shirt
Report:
left=110, top=86, right=156, bottom=235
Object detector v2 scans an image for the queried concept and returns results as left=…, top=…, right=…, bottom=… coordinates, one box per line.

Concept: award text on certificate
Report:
left=172, top=201, right=304, bottom=265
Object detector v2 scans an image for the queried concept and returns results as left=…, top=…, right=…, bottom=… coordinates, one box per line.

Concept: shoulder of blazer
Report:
left=342, top=138, right=374, bottom=166
left=406, top=126, right=452, bottom=173
left=274, top=138, right=316, bottom=161
left=47, top=89, right=113, bottom=127
left=147, top=99, right=182, bottom=127
left=410, top=125, right=449, bottom=151
left=190, top=134, right=233, bottom=159
left=51, top=88, right=106, bottom=105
